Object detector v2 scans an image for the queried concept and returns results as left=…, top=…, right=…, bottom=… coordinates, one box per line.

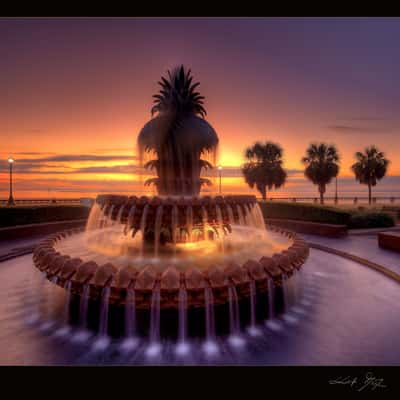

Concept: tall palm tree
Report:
left=302, top=143, right=340, bottom=205
left=138, top=65, right=218, bottom=196
left=351, top=146, right=389, bottom=205
left=242, top=141, right=287, bottom=200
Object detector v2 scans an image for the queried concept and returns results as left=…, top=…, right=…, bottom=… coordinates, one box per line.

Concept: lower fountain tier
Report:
left=32, top=226, right=309, bottom=309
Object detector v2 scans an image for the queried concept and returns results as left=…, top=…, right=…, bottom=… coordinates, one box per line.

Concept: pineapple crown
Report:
left=151, top=65, right=206, bottom=118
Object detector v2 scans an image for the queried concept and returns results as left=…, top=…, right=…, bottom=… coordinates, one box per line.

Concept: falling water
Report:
left=281, top=274, right=301, bottom=325
left=290, top=271, right=306, bottom=315
left=86, top=203, right=101, bottom=230
left=38, top=276, right=59, bottom=331
left=117, top=204, right=126, bottom=224
left=295, top=269, right=304, bottom=301
left=154, top=205, right=163, bottom=257
left=47, top=276, right=59, bottom=320
left=204, top=287, right=216, bottom=342
left=171, top=205, right=178, bottom=254
left=98, top=287, right=110, bottom=336
left=79, top=284, right=90, bottom=329
left=236, top=204, right=245, bottom=226
left=215, top=205, right=225, bottom=253
left=228, top=286, right=240, bottom=335
left=38, top=276, right=58, bottom=331
left=252, top=203, right=266, bottom=230
left=126, top=204, right=136, bottom=230
left=201, top=206, right=209, bottom=240
left=139, top=204, right=149, bottom=257
left=63, top=280, right=72, bottom=324
left=249, top=281, right=257, bottom=329
left=29, top=272, right=47, bottom=324
left=226, top=204, right=235, bottom=225
left=186, top=205, right=193, bottom=242
left=149, top=288, right=161, bottom=343
left=282, top=274, right=293, bottom=312
left=246, top=204, right=257, bottom=227
left=104, top=205, right=115, bottom=228
left=98, top=205, right=107, bottom=229
left=178, top=288, right=188, bottom=344
left=290, top=271, right=298, bottom=305
left=125, top=289, right=136, bottom=338
left=53, top=280, right=72, bottom=337
left=267, top=278, right=275, bottom=319
left=124, top=204, right=136, bottom=235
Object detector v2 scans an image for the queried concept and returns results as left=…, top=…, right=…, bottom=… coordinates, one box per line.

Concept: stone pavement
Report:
left=302, top=232, right=400, bottom=276
left=0, top=236, right=46, bottom=262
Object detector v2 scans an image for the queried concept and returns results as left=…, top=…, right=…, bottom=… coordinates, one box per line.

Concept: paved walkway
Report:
left=349, top=225, right=400, bottom=236
left=0, top=236, right=46, bottom=262
left=302, top=232, right=400, bottom=276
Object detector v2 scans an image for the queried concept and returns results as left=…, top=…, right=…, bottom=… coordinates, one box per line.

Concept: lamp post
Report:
left=7, top=157, right=15, bottom=206
left=218, top=165, right=222, bottom=195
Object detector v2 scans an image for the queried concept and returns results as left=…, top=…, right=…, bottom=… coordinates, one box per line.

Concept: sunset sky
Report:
left=1, top=17, right=400, bottom=199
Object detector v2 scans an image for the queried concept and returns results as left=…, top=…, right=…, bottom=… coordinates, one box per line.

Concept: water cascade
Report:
left=154, top=205, right=163, bottom=257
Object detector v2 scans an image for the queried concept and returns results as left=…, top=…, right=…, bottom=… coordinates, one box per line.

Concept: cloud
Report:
left=0, top=161, right=142, bottom=175
left=345, top=117, right=387, bottom=122
left=74, top=165, right=143, bottom=174
left=27, top=129, right=44, bottom=133
left=0, top=163, right=76, bottom=174
left=15, top=152, right=56, bottom=156
left=15, top=154, right=136, bottom=163
left=327, top=125, right=373, bottom=133
left=202, top=166, right=302, bottom=178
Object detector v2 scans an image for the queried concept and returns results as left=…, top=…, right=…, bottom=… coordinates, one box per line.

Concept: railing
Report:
left=1, top=196, right=399, bottom=206
left=256, top=196, right=400, bottom=204
left=0, top=198, right=83, bottom=205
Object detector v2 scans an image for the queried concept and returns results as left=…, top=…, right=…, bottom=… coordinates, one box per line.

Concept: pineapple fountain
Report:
left=32, top=66, right=309, bottom=353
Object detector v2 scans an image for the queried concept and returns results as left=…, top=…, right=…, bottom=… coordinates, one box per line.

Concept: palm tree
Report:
left=351, top=146, right=389, bottom=205
left=242, top=141, right=287, bottom=200
left=302, top=143, right=340, bottom=205
left=137, top=65, right=218, bottom=196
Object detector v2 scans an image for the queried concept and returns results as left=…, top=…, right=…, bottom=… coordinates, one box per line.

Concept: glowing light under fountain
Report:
left=32, top=65, right=309, bottom=342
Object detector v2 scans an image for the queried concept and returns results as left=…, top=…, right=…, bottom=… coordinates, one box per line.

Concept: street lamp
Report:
left=218, top=165, right=223, bottom=195
left=7, top=157, right=15, bottom=206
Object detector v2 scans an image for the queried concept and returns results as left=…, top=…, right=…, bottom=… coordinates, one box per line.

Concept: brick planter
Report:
left=378, top=232, right=400, bottom=253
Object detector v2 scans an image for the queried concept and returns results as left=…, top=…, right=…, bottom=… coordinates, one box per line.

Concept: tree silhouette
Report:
left=302, top=143, right=340, bottom=205
left=351, top=146, right=389, bottom=205
left=138, top=65, right=218, bottom=196
left=242, top=141, right=287, bottom=200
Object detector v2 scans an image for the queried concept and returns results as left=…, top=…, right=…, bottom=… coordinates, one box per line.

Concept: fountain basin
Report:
left=32, top=225, right=309, bottom=309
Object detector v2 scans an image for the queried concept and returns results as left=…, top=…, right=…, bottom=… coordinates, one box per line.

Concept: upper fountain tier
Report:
left=137, top=65, right=219, bottom=197
left=95, top=194, right=260, bottom=245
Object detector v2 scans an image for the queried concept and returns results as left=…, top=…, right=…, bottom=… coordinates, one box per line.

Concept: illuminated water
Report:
left=55, top=225, right=291, bottom=273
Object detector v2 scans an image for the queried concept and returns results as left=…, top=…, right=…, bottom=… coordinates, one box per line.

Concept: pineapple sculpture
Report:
left=138, top=65, right=219, bottom=196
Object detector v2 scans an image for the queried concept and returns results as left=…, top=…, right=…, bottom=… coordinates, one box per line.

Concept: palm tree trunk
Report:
left=261, top=186, right=267, bottom=201
left=319, top=185, right=325, bottom=205
left=368, top=183, right=372, bottom=205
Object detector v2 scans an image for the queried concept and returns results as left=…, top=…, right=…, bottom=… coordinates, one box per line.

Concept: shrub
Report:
left=382, top=206, right=400, bottom=219
left=348, top=212, right=395, bottom=229
left=257, top=201, right=351, bottom=225
left=0, top=205, right=90, bottom=228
